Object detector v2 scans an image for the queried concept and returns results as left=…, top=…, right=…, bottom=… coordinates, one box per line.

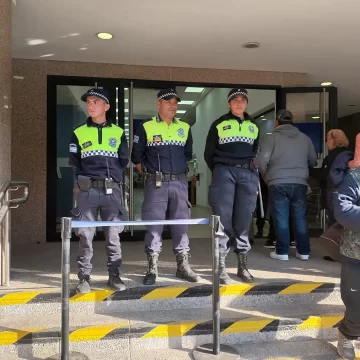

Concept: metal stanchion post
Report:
left=258, top=180, right=264, bottom=219
left=192, top=215, right=240, bottom=360
left=46, top=218, right=89, bottom=360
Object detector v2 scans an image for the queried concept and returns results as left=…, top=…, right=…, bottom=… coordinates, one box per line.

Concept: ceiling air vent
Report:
left=242, top=42, right=260, bottom=49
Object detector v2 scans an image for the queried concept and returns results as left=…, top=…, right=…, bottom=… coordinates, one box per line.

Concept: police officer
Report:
left=204, top=88, right=259, bottom=285
left=69, top=88, right=129, bottom=294
left=131, top=88, right=200, bottom=285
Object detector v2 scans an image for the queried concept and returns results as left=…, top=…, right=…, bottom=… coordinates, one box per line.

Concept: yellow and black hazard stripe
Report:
left=0, top=314, right=343, bottom=346
left=0, top=282, right=338, bottom=307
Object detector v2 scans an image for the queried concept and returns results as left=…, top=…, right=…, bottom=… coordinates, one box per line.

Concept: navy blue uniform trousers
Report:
left=72, top=186, right=125, bottom=279
left=142, top=178, right=192, bottom=255
left=208, top=165, right=258, bottom=254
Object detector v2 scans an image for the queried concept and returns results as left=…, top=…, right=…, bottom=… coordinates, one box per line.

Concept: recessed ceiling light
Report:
left=321, top=82, right=333, bottom=86
left=242, top=42, right=260, bottom=49
left=79, top=47, right=88, bottom=51
left=13, top=76, right=24, bottom=80
left=266, top=133, right=272, bottom=135
left=40, top=53, right=54, bottom=58
left=180, top=100, right=194, bottom=105
left=185, top=87, right=204, bottom=93
left=262, top=118, right=267, bottom=121
left=27, top=38, right=47, bottom=46
left=177, top=110, right=186, bottom=114
left=96, top=32, right=113, bottom=40
left=312, top=116, right=320, bottom=119
left=260, top=115, right=264, bottom=118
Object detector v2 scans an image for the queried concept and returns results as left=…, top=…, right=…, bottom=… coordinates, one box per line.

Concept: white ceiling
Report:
left=12, top=0, right=360, bottom=117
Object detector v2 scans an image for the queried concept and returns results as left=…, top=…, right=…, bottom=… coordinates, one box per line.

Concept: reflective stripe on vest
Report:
left=143, top=116, right=190, bottom=147
left=216, top=120, right=258, bottom=145
left=74, top=124, right=124, bottom=158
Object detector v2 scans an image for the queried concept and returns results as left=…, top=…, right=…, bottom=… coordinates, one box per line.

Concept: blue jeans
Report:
left=269, top=184, right=310, bottom=255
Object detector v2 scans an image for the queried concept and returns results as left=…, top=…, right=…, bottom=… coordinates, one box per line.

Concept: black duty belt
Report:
left=147, top=173, right=187, bottom=182
left=219, top=163, right=250, bottom=169
left=232, top=163, right=250, bottom=169
left=91, top=180, right=121, bottom=188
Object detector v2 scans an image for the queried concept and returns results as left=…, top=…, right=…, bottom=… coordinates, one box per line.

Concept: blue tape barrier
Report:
left=71, top=218, right=211, bottom=228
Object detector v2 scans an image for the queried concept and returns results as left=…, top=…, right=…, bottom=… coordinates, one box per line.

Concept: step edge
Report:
left=0, top=313, right=343, bottom=346
left=0, top=282, right=340, bottom=307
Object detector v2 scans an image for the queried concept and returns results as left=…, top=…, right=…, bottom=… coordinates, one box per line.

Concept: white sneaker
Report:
left=270, top=252, right=289, bottom=261
left=296, top=252, right=310, bottom=261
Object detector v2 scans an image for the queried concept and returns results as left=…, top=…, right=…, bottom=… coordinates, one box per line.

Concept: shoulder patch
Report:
left=223, top=125, right=231, bottom=130
left=69, top=143, right=78, bottom=153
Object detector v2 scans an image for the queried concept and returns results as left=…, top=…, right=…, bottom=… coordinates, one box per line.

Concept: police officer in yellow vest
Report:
left=131, top=88, right=200, bottom=285
left=69, top=88, right=129, bottom=294
left=204, top=88, right=259, bottom=285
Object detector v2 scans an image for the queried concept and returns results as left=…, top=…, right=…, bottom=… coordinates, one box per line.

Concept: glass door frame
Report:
left=277, top=86, right=338, bottom=129
left=276, top=86, right=338, bottom=236
left=48, top=75, right=336, bottom=241
left=46, top=75, right=120, bottom=241
left=46, top=76, right=179, bottom=241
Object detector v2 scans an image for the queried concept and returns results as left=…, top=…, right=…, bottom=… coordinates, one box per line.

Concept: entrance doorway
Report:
left=46, top=77, right=337, bottom=241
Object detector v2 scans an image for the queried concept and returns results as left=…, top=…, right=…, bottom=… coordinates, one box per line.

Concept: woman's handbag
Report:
left=318, top=222, right=344, bottom=262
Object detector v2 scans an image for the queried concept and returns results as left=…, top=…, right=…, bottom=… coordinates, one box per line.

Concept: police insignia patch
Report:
left=248, top=126, right=255, bottom=133
left=134, top=135, right=139, bottom=143
left=177, top=128, right=185, bottom=138
left=109, top=137, right=117, bottom=148
left=223, top=125, right=231, bottom=130
left=153, top=135, right=163, bottom=143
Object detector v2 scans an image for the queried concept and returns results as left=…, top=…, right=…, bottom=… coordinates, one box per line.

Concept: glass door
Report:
left=116, top=80, right=178, bottom=241
left=47, top=77, right=118, bottom=241
left=55, top=82, right=104, bottom=236
left=277, top=86, right=338, bottom=236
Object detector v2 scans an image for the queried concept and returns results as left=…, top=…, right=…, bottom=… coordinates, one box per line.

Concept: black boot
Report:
left=143, top=253, right=159, bottom=285
left=219, top=253, right=232, bottom=285
left=76, top=276, right=91, bottom=294
left=107, top=273, right=126, bottom=291
left=236, top=252, right=254, bottom=283
left=176, top=253, right=201, bottom=283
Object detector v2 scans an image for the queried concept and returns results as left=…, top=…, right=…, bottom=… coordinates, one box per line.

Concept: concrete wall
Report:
left=0, top=1, right=12, bottom=187
left=11, top=58, right=307, bottom=243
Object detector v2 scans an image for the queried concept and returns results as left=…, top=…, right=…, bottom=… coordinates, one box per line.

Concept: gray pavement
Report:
left=4, top=235, right=340, bottom=292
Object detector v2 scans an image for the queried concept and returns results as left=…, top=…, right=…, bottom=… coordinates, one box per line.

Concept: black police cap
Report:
left=81, top=88, right=110, bottom=104
left=157, top=88, right=181, bottom=102
left=277, top=109, right=293, bottom=122
left=227, top=88, right=249, bottom=102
